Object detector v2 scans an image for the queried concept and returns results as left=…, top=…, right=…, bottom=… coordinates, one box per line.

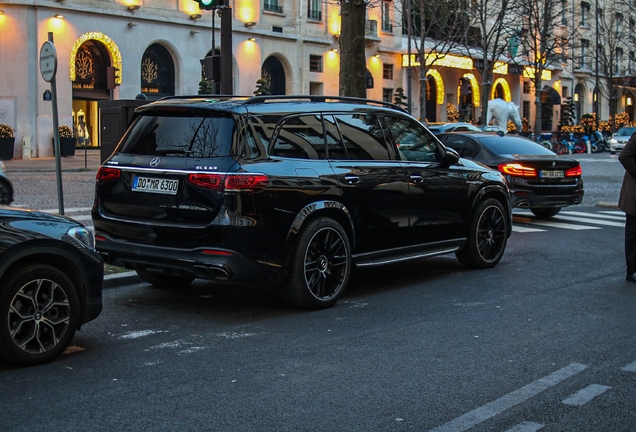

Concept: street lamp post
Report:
left=595, top=0, right=600, bottom=130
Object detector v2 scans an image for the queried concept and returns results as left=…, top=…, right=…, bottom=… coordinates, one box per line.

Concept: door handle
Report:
left=410, top=174, right=424, bottom=184
left=344, top=175, right=360, bottom=185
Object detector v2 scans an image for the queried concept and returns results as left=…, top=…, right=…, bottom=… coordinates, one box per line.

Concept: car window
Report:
left=443, top=136, right=479, bottom=158
left=323, top=115, right=347, bottom=160
left=333, top=114, right=391, bottom=160
left=480, top=136, right=556, bottom=155
left=271, top=115, right=325, bottom=159
left=119, top=115, right=235, bottom=157
left=617, top=127, right=636, bottom=136
left=383, top=115, right=440, bottom=162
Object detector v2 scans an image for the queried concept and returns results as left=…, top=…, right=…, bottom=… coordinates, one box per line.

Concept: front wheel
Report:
left=456, top=199, right=508, bottom=269
left=0, top=264, right=80, bottom=366
left=279, top=217, right=351, bottom=310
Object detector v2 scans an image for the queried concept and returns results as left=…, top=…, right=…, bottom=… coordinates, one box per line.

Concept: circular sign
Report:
left=39, top=41, right=57, bottom=83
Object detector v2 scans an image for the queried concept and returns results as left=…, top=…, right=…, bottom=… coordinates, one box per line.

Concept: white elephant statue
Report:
left=486, top=98, right=522, bottom=132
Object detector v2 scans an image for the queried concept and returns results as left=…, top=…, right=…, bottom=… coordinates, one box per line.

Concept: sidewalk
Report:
left=3, top=148, right=102, bottom=173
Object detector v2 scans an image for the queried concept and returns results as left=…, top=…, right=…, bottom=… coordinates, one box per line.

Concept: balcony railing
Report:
left=264, top=2, right=283, bottom=13
left=365, top=19, right=378, bottom=37
left=308, top=9, right=322, bottom=20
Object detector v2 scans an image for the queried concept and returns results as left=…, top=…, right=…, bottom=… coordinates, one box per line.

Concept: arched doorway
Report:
left=141, top=44, right=175, bottom=101
left=493, top=82, right=505, bottom=100
left=261, top=56, right=286, bottom=95
left=71, top=33, right=122, bottom=149
left=541, top=86, right=561, bottom=132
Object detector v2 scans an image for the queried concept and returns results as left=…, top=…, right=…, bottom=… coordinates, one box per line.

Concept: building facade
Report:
left=0, top=0, right=627, bottom=159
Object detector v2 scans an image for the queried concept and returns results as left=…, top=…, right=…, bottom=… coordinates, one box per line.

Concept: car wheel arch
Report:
left=286, top=200, right=356, bottom=254
left=0, top=247, right=91, bottom=323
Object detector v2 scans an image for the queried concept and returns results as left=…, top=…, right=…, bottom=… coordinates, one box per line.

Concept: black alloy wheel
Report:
left=280, top=217, right=351, bottom=310
left=456, top=198, right=508, bottom=269
left=0, top=264, right=80, bottom=366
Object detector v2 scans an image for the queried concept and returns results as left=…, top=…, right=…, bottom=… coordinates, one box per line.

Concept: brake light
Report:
left=497, top=163, right=537, bottom=177
left=566, top=165, right=582, bottom=177
left=202, top=249, right=233, bottom=256
left=96, top=167, right=121, bottom=182
left=187, top=173, right=269, bottom=191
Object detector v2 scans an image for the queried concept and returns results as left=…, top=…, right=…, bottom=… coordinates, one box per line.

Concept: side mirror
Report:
left=441, top=147, right=460, bottom=166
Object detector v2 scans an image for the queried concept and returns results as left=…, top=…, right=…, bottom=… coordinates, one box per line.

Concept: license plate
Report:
left=540, top=170, right=564, bottom=178
left=132, top=176, right=179, bottom=195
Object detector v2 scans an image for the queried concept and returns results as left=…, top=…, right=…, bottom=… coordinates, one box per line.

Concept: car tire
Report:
left=456, top=198, right=508, bottom=269
left=0, top=264, right=80, bottom=366
left=135, top=268, right=195, bottom=288
left=0, top=181, right=12, bottom=205
left=610, top=151, right=616, bottom=155
left=279, top=217, right=351, bottom=310
left=531, top=208, right=561, bottom=218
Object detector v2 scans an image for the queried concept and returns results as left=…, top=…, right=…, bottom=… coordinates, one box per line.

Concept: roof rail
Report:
left=156, top=94, right=245, bottom=101
left=244, top=95, right=408, bottom=113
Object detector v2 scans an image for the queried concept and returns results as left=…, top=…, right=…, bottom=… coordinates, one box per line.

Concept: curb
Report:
left=103, top=271, right=141, bottom=288
left=596, top=201, right=619, bottom=209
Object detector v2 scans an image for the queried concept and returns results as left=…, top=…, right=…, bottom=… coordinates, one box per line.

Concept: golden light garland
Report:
left=491, top=77, right=511, bottom=102
left=70, top=32, right=122, bottom=84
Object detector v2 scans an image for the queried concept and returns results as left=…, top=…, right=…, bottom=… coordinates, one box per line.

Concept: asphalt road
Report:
left=0, top=151, right=633, bottom=431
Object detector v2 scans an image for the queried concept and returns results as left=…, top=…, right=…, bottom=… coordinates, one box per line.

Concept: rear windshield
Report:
left=480, top=136, right=555, bottom=155
left=118, top=115, right=235, bottom=157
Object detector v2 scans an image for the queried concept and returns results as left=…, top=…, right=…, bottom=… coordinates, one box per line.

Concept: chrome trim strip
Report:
left=354, top=247, right=459, bottom=267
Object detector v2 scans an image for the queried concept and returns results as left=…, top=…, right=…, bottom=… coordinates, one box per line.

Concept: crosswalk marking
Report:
left=512, top=225, right=546, bottom=233
left=550, top=214, right=625, bottom=227
left=561, top=211, right=626, bottom=221
left=513, top=215, right=600, bottom=230
left=504, top=422, right=544, bottom=432
left=621, top=361, right=636, bottom=372
left=599, top=210, right=625, bottom=216
left=562, top=384, right=611, bottom=406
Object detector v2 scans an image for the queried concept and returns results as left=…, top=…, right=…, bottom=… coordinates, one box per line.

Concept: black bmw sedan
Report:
left=0, top=207, right=103, bottom=366
left=437, top=132, right=583, bottom=218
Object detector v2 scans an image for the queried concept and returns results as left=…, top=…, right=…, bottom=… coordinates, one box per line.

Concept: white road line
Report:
left=599, top=211, right=625, bottom=216
left=40, top=207, right=92, bottom=214
left=562, top=384, right=611, bottom=406
left=512, top=226, right=546, bottom=233
left=504, top=422, right=545, bottom=432
left=621, top=361, right=636, bottom=372
left=428, top=363, right=588, bottom=432
left=552, top=215, right=625, bottom=227
left=70, top=214, right=92, bottom=221
left=513, top=216, right=600, bottom=230
left=561, top=211, right=625, bottom=221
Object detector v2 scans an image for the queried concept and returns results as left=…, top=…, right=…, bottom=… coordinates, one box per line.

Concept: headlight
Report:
left=610, top=138, right=617, bottom=144
left=65, top=226, right=96, bottom=250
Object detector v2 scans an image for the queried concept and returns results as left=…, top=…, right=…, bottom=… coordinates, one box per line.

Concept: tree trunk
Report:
left=480, top=70, right=493, bottom=126
left=339, top=0, right=367, bottom=98
left=419, top=68, right=428, bottom=122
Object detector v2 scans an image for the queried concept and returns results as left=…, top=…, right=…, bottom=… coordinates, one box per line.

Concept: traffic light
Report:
left=194, top=0, right=226, bottom=10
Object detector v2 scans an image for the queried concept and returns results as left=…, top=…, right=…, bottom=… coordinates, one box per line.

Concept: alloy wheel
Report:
left=476, top=205, right=507, bottom=262
left=303, top=227, right=349, bottom=301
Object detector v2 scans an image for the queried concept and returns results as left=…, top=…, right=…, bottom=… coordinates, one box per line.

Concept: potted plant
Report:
left=0, top=124, right=15, bottom=160
left=56, top=125, right=76, bottom=157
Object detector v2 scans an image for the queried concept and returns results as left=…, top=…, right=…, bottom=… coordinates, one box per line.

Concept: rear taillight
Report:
left=187, top=173, right=269, bottom=191
left=566, top=165, right=582, bottom=177
left=497, top=163, right=537, bottom=177
left=96, top=167, right=121, bottom=182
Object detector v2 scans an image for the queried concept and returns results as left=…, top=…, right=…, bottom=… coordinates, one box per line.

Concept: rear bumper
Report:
left=509, top=181, right=584, bottom=209
left=96, top=235, right=285, bottom=285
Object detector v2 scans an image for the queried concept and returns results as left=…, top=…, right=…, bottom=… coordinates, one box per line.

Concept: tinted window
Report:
left=479, top=136, right=556, bottom=155
left=119, top=115, right=234, bottom=158
left=443, top=136, right=480, bottom=158
left=384, top=115, right=440, bottom=162
left=324, top=115, right=347, bottom=160
left=334, top=114, right=391, bottom=160
left=271, top=115, right=325, bottom=159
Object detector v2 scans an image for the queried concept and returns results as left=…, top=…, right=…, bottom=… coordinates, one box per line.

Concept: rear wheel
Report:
left=531, top=207, right=561, bottom=218
left=136, top=268, right=195, bottom=288
left=279, top=217, right=351, bottom=310
left=0, top=264, right=80, bottom=366
left=456, top=198, right=508, bottom=269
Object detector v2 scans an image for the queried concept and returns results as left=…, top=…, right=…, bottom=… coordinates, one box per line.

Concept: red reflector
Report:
left=95, top=235, right=106, bottom=241
left=566, top=165, right=582, bottom=176
left=96, top=167, right=121, bottom=182
left=498, top=163, right=537, bottom=177
left=202, top=250, right=233, bottom=256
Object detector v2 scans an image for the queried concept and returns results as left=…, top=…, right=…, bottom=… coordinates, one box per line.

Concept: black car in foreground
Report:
left=437, top=132, right=584, bottom=218
left=93, top=95, right=512, bottom=310
left=0, top=208, right=103, bottom=366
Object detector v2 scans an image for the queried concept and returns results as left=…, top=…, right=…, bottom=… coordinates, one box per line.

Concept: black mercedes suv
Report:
left=92, top=95, right=511, bottom=309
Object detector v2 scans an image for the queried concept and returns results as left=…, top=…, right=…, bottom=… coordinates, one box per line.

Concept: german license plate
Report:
left=540, top=170, right=564, bottom=178
left=132, top=176, right=179, bottom=195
